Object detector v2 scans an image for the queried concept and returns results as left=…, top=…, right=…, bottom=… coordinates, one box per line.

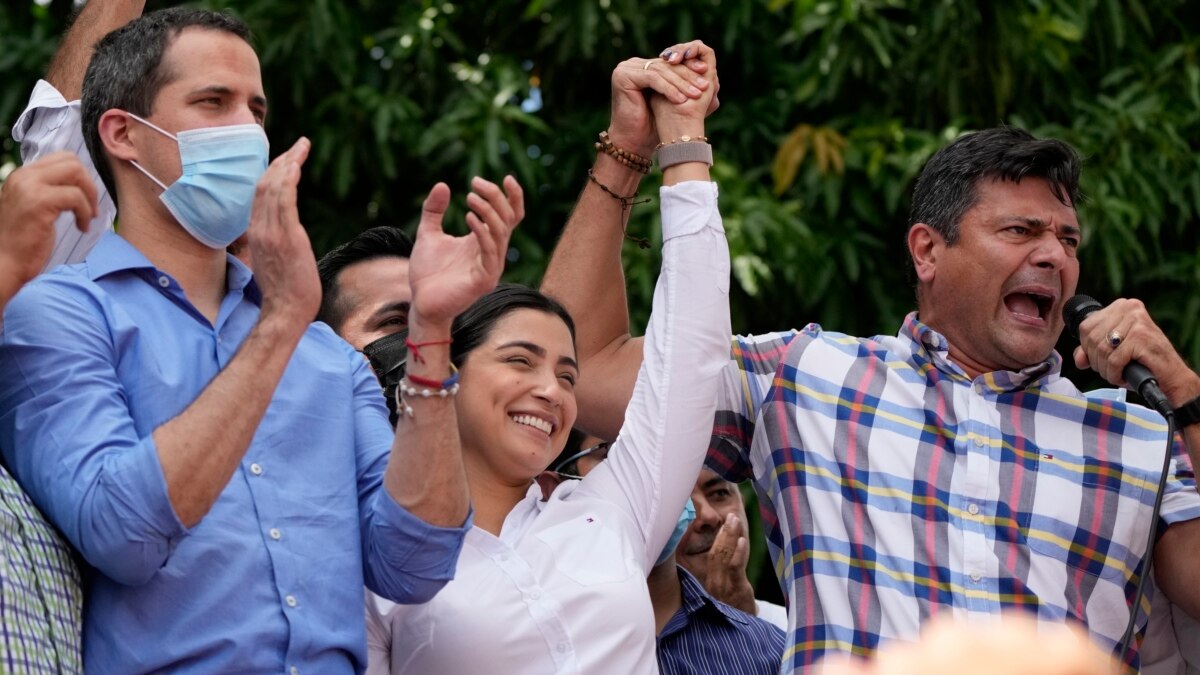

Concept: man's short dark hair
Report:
left=907, top=126, right=1083, bottom=271
left=316, top=227, right=415, bottom=330
left=81, top=8, right=253, bottom=207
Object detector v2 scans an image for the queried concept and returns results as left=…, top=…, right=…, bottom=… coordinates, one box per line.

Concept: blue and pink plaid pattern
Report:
left=708, top=313, right=1200, bottom=673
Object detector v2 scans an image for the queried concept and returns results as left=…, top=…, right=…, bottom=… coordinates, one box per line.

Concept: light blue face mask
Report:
left=127, top=113, right=269, bottom=249
left=655, top=498, right=696, bottom=567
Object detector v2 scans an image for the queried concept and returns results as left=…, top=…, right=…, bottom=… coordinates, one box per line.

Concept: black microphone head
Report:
left=1063, top=294, right=1102, bottom=337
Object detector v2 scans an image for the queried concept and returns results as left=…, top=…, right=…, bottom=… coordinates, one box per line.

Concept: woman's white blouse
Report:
left=366, top=181, right=731, bottom=675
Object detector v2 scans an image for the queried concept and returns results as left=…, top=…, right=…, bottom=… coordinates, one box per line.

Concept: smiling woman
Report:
left=365, top=178, right=731, bottom=673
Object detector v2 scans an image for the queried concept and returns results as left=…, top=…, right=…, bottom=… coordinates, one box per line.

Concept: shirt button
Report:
left=250, top=463, right=263, bottom=476
left=528, top=590, right=541, bottom=601
left=967, top=503, right=980, bottom=516
left=970, top=572, right=982, bottom=583
left=973, top=437, right=984, bottom=447
left=557, top=643, right=568, bottom=653
left=158, top=276, right=170, bottom=288
left=269, top=528, right=282, bottom=541
left=290, top=668, right=299, bottom=675
left=285, top=595, right=297, bottom=607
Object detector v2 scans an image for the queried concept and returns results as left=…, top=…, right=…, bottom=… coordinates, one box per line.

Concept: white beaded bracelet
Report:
left=394, top=379, right=461, bottom=419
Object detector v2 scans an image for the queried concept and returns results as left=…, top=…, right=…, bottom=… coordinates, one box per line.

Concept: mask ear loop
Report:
left=124, top=112, right=178, bottom=191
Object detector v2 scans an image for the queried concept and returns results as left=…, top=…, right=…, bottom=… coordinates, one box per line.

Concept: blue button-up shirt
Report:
left=657, top=567, right=786, bottom=675
left=0, top=233, right=468, bottom=674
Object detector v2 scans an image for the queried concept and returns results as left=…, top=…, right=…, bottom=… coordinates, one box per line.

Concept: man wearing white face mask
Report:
left=121, top=113, right=269, bottom=249
left=0, top=8, right=525, bottom=674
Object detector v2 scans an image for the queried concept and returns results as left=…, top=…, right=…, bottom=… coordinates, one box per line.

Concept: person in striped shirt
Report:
left=542, top=116, right=1200, bottom=672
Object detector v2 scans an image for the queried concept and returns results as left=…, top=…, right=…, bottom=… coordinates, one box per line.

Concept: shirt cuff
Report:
left=107, top=435, right=189, bottom=542
left=371, top=489, right=472, bottom=585
left=659, top=180, right=720, bottom=240
left=12, top=80, right=74, bottom=143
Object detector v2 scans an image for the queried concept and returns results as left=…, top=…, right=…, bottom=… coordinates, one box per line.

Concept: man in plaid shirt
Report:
left=542, top=75, right=1200, bottom=672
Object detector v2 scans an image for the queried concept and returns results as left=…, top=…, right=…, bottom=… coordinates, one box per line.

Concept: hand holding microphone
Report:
left=1062, top=294, right=1174, bottom=416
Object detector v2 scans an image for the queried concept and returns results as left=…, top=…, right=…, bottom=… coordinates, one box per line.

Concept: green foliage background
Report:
left=3, top=0, right=1199, bottom=593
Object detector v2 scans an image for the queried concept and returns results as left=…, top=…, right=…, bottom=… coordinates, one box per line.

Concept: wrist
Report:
left=254, top=309, right=309, bottom=345
left=591, top=153, right=644, bottom=195
left=656, top=121, right=706, bottom=144
left=604, top=127, right=654, bottom=160
left=406, top=309, right=453, bottom=342
left=1161, top=371, right=1200, bottom=409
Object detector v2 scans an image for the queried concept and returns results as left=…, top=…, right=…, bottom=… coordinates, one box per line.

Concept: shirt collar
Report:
left=84, top=232, right=260, bottom=304
left=84, top=232, right=157, bottom=280
left=676, top=566, right=748, bottom=626
left=899, top=311, right=1061, bottom=392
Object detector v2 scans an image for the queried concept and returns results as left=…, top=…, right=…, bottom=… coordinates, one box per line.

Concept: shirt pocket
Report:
left=534, top=515, right=638, bottom=587
left=1018, top=453, right=1152, bottom=582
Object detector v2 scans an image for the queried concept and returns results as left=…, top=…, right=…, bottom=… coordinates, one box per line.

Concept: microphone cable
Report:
left=1115, top=410, right=1176, bottom=666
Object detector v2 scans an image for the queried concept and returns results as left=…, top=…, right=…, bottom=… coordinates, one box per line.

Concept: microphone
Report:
left=1062, top=295, right=1173, bottom=417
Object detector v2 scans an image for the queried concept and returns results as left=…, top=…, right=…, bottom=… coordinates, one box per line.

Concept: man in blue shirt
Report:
left=0, top=8, right=522, bottom=673
left=654, top=551, right=787, bottom=675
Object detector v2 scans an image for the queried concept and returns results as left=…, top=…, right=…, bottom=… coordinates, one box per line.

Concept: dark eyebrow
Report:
left=700, top=475, right=730, bottom=491
left=497, top=340, right=579, bottom=372
left=367, top=301, right=410, bottom=323
left=1004, top=216, right=1081, bottom=238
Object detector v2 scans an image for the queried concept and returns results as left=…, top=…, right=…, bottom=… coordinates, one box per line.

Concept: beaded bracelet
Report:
left=595, top=131, right=651, bottom=174
left=395, top=365, right=460, bottom=418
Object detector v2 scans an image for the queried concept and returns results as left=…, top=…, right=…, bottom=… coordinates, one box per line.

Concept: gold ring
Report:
left=643, top=60, right=654, bottom=71
left=1108, top=330, right=1122, bottom=348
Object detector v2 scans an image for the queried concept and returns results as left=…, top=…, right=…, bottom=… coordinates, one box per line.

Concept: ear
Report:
left=97, top=110, right=140, bottom=162
left=907, top=223, right=943, bottom=284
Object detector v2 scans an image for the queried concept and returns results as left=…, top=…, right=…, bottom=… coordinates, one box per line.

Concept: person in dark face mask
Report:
left=317, top=226, right=414, bottom=425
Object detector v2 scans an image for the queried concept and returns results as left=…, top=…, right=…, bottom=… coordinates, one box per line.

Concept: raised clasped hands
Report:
left=408, top=176, right=524, bottom=329
left=608, top=39, right=720, bottom=159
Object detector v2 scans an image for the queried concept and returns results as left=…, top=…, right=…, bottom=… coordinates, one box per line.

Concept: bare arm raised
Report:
left=16, top=0, right=141, bottom=268
left=46, top=0, right=147, bottom=100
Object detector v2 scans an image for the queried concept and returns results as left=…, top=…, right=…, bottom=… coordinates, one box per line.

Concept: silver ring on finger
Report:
left=1108, top=329, right=1122, bottom=348
left=643, top=60, right=654, bottom=71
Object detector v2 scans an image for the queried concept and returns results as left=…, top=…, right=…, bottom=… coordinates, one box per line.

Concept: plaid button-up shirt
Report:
left=708, top=313, right=1200, bottom=673
left=0, top=463, right=81, bottom=674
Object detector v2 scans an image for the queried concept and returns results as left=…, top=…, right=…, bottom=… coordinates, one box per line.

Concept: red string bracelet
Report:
left=405, top=336, right=453, bottom=365
left=407, top=365, right=459, bottom=390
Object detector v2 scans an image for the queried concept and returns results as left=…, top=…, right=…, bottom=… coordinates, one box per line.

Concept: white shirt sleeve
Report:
left=755, top=599, right=790, bottom=631
left=576, top=180, right=731, bottom=572
left=13, top=79, right=116, bottom=269
left=363, top=591, right=396, bottom=675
